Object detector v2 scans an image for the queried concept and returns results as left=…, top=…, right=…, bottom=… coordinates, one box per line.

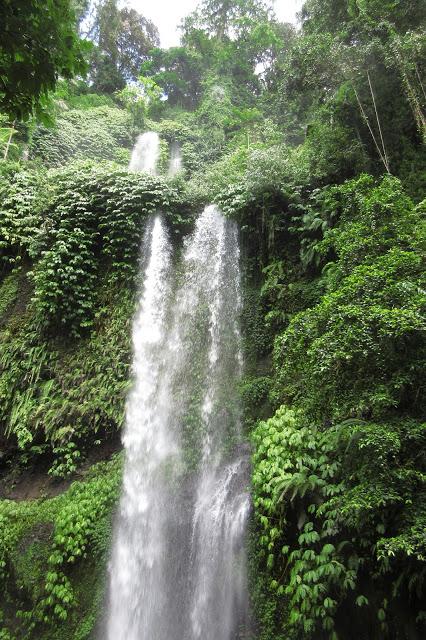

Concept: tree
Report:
left=179, top=0, right=284, bottom=105
left=263, top=0, right=426, bottom=182
left=182, top=0, right=273, bottom=41
left=302, top=0, right=426, bottom=39
left=142, top=46, right=205, bottom=109
left=0, top=0, right=89, bottom=119
left=91, top=0, right=159, bottom=93
left=71, top=0, right=91, bottom=25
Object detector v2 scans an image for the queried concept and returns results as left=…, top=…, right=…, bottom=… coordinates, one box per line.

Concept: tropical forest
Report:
left=0, top=0, right=425, bottom=639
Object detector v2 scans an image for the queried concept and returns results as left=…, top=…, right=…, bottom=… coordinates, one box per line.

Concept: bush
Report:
left=0, top=456, right=122, bottom=637
left=29, top=106, right=133, bottom=167
left=0, top=160, right=180, bottom=334
left=272, top=176, right=425, bottom=422
left=252, top=406, right=426, bottom=639
left=274, top=249, right=425, bottom=421
left=0, top=166, right=49, bottom=267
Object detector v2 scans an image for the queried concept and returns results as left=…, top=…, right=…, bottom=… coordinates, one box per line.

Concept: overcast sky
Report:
left=125, top=0, right=304, bottom=48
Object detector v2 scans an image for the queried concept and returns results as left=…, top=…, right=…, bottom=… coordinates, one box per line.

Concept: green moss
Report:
left=13, top=525, right=53, bottom=602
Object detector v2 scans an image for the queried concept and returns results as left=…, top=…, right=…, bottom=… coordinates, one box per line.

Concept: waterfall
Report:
left=106, top=205, right=249, bottom=639
left=168, top=141, right=183, bottom=176
left=106, top=215, right=174, bottom=640
left=129, top=132, right=160, bottom=174
left=184, top=205, right=249, bottom=640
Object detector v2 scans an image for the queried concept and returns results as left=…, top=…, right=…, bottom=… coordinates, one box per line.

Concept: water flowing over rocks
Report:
left=105, top=135, right=249, bottom=640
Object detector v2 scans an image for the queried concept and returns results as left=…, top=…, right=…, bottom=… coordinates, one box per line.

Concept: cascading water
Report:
left=185, top=206, right=249, bottom=640
left=106, top=215, right=174, bottom=640
left=129, top=131, right=160, bottom=174
left=106, top=135, right=249, bottom=639
left=168, top=141, right=183, bottom=176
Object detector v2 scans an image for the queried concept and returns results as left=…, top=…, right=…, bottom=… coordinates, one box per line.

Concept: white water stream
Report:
left=129, top=131, right=160, bottom=174
left=106, top=134, right=249, bottom=640
left=168, top=141, right=183, bottom=176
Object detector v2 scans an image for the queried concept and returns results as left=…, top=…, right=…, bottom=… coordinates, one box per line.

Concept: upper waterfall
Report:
left=129, top=131, right=160, bottom=174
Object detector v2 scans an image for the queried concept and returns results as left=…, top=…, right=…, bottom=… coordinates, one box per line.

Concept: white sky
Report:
left=125, top=0, right=304, bottom=48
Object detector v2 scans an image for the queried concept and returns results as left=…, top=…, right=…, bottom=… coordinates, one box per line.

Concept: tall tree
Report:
left=71, top=0, right=91, bottom=25
left=182, top=0, right=273, bottom=41
left=179, top=0, right=283, bottom=105
left=265, top=0, right=426, bottom=177
left=91, top=0, right=159, bottom=93
left=302, top=0, right=426, bottom=38
left=142, top=47, right=205, bottom=109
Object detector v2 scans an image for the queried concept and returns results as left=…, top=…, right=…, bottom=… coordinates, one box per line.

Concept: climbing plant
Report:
left=29, top=106, right=133, bottom=167
left=252, top=406, right=426, bottom=639
left=0, top=457, right=122, bottom=637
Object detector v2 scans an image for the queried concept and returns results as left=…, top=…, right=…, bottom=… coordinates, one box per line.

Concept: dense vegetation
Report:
left=0, top=0, right=424, bottom=638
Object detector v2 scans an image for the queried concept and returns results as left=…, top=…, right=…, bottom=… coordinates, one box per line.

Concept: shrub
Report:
left=29, top=106, right=133, bottom=167
left=252, top=406, right=426, bottom=639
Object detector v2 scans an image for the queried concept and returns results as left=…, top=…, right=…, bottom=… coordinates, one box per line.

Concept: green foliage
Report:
left=0, top=279, right=133, bottom=450
left=0, top=159, right=180, bottom=334
left=240, top=376, right=272, bottom=428
left=241, top=286, right=273, bottom=368
left=142, top=47, right=204, bottom=109
left=29, top=106, right=133, bottom=167
left=0, top=154, right=190, bottom=458
left=90, top=0, right=159, bottom=93
left=183, top=0, right=273, bottom=41
left=0, top=271, right=19, bottom=318
left=0, top=0, right=89, bottom=120
left=52, top=79, right=116, bottom=111
left=48, top=443, right=81, bottom=478
left=275, top=249, right=425, bottom=422
left=0, top=167, right=49, bottom=267
left=248, top=173, right=425, bottom=639
left=273, top=176, right=425, bottom=422
left=252, top=406, right=426, bottom=639
left=181, top=0, right=282, bottom=105
left=115, top=84, right=146, bottom=129
left=0, top=456, right=122, bottom=637
left=263, top=0, right=426, bottom=186
left=0, top=160, right=161, bottom=455
left=0, top=2, right=425, bottom=639
left=261, top=260, right=325, bottom=335
left=301, top=119, right=368, bottom=185
left=315, top=174, right=422, bottom=275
